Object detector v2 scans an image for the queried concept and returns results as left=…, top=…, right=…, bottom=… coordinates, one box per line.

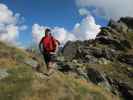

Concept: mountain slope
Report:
left=0, top=42, right=120, bottom=100
left=62, top=17, right=133, bottom=100
left=0, top=17, right=133, bottom=100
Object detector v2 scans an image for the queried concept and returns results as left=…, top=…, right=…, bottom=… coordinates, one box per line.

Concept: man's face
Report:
left=46, top=31, right=51, bottom=36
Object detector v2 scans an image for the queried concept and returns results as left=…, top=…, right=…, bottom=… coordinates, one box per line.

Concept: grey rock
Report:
left=62, top=41, right=81, bottom=60
left=24, top=59, right=39, bottom=68
left=108, top=19, right=128, bottom=33
left=85, top=55, right=98, bottom=64
left=0, top=69, right=9, bottom=80
left=56, top=62, right=75, bottom=72
left=107, top=77, right=133, bottom=100
left=118, top=82, right=133, bottom=100
left=86, top=68, right=105, bottom=84
left=120, top=17, right=133, bottom=29
left=76, top=67, right=88, bottom=80
left=118, top=54, right=133, bottom=66
left=86, top=67, right=112, bottom=92
left=98, top=58, right=110, bottom=65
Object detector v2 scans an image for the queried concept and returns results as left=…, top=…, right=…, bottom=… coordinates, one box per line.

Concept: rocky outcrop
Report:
left=86, top=67, right=113, bottom=92
left=120, top=17, right=133, bottom=29
left=118, top=83, right=133, bottom=100
left=118, top=54, right=133, bottom=66
left=107, top=77, right=133, bottom=100
left=62, top=17, right=133, bottom=63
left=62, top=40, right=96, bottom=60
left=61, top=17, right=133, bottom=100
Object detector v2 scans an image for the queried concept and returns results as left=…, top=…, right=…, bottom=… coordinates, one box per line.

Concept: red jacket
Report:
left=39, top=35, right=59, bottom=53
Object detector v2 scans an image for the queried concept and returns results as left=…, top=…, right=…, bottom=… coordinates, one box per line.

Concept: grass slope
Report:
left=0, top=42, right=120, bottom=100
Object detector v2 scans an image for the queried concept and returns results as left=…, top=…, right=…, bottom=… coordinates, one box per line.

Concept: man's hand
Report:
left=55, top=41, right=59, bottom=53
left=50, top=52, right=56, bottom=55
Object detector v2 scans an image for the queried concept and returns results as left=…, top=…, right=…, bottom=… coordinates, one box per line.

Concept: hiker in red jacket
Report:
left=39, top=28, right=60, bottom=76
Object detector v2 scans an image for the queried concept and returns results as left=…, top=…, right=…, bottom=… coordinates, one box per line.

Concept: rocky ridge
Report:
left=61, top=17, right=133, bottom=100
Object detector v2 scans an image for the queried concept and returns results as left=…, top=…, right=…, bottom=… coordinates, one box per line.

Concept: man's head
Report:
left=45, top=28, right=51, bottom=36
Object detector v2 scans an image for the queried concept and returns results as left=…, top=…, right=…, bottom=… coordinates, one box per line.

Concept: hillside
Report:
left=62, top=17, right=133, bottom=100
left=0, top=43, right=119, bottom=100
left=0, top=17, right=133, bottom=100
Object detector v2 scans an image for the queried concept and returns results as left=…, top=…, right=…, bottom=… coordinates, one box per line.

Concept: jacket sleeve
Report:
left=54, top=38, right=61, bottom=53
left=39, top=37, right=44, bottom=53
left=56, top=40, right=60, bottom=45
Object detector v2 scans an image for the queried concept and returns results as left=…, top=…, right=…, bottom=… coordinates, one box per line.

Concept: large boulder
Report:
left=62, top=40, right=97, bottom=60
left=77, top=46, right=119, bottom=61
left=86, top=67, right=112, bottom=92
left=107, top=77, right=133, bottom=100
left=118, top=82, right=133, bottom=100
left=120, top=17, right=133, bottom=29
left=62, top=41, right=80, bottom=60
left=96, top=26, right=132, bottom=50
left=108, top=19, right=128, bottom=33
left=118, top=54, right=133, bottom=66
left=86, top=68, right=105, bottom=84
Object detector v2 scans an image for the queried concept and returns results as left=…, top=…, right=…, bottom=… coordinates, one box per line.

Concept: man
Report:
left=39, top=28, right=60, bottom=76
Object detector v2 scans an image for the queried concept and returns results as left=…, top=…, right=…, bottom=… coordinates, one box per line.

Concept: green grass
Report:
left=0, top=62, right=120, bottom=100
left=127, top=32, right=133, bottom=47
left=61, top=73, right=110, bottom=100
left=0, top=41, right=121, bottom=100
left=0, top=65, right=33, bottom=100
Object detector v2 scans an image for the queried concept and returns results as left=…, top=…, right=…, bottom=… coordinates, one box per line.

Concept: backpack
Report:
left=42, top=36, right=57, bottom=53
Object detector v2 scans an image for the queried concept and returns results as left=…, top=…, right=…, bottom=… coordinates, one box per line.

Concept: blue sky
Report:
left=0, top=0, right=108, bottom=47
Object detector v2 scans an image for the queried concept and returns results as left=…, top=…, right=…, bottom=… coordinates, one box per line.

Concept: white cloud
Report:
left=1, top=25, right=19, bottom=42
left=78, top=8, right=90, bottom=16
left=0, top=4, right=16, bottom=24
left=52, top=27, right=76, bottom=44
left=32, top=12, right=100, bottom=44
left=32, top=24, right=76, bottom=44
left=0, top=3, right=27, bottom=45
left=76, top=0, right=133, bottom=20
left=73, top=15, right=101, bottom=40
left=32, top=24, right=49, bottom=43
